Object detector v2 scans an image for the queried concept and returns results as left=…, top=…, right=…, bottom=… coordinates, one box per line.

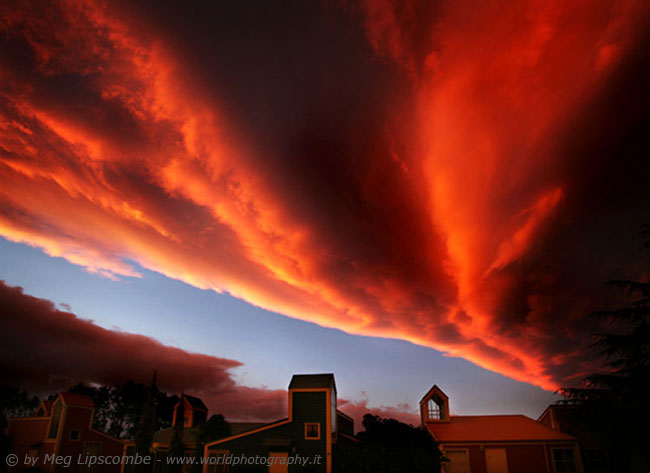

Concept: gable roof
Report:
left=419, top=385, right=449, bottom=405
left=426, top=415, right=576, bottom=442
left=289, top=374, right=336, bottom=393
left=183, top=395, right=208, bottom=411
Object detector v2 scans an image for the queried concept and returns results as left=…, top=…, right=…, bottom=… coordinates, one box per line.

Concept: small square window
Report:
left=304, top=423, right=320, bottom=440
left=69, top=429, right=81, bottom=441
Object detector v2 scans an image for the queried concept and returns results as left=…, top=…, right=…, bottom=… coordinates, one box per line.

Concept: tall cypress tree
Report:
left=168, top=394, right=185, bottom=473
left=134, top=373, right=157, bottom=472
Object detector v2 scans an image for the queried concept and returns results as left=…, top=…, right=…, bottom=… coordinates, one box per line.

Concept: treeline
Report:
left=334, top=414, right=442, bottom=473
left=67, top=380, right=181, bottom=439
left=1, top=377, right=231, bottom=473
left=0, top=385, right=40, bottom=431
left=0, top=380, right=180, bottom=439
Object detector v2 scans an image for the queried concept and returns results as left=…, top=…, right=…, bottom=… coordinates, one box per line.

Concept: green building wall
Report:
left=206, top=391, right=330, bottom=473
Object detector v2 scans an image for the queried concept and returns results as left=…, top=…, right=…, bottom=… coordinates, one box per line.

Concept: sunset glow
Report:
left=1, top=0, right=649, bottom=397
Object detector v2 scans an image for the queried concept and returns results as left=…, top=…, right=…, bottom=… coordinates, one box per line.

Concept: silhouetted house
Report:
left=7, top=392, right=124, bottom=473
left=420, top=385, right=583, bottom=473
left=148, top=394, right=210, bottom=455
left=537, top=401, right=648, bottom=473
left=203, top=374, right=355, bottom=473
left=122, top=394, right=276, bottom=473
left=122, top=394, right=204, bottom=473
left=172, top=395, right=209, bottom=429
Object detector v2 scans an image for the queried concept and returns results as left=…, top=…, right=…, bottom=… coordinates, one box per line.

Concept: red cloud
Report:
left=337, top=397, right=420, bottom=431
left=0, top=0, right=649, bottom=393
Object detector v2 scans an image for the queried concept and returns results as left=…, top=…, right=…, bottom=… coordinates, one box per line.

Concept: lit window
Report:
left=305, top=423, right=320, bottom=440
left=553, top=448, right=577, bottom=473
left=69, top=429, right=81, bottom=441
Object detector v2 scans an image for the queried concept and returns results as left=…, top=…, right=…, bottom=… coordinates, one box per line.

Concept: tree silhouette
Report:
left=0, top=386, right=39, bottom=473
left=68, top=380, right=179, bottom=439
left=560, top=223, right=650, bottom=471
left=168, top=395, right=185, bottom=473
left=135, top=373, right=158, bottom=473
left=190, top=414, right=231, bottom=473
left=334, top=414, right=441, bottom=473
left=0, top=385, right=40, bottom=430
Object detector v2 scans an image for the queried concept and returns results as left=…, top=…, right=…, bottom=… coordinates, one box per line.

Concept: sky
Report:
left=1, top=0, right=650, bottom=426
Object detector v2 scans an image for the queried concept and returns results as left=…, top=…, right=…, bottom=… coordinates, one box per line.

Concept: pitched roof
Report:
left=288, top=374, right=336, bottom=392
left=426, top=415, right=576, bottom=442
left=183, top=395, right=208, bottom=411
left=59, top=393, right=95, bottom=408
left=419, top=385, right=449, bottom=404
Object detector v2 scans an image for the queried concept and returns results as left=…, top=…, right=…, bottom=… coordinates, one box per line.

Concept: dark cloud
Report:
left=0, top=280, right=286, bottom=420
left=0, top=280, right=418, bottom=423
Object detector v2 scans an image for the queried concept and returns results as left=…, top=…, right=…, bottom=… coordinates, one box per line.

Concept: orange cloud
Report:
left=1, top=0, right=649, bottom=392
left=338, top=396, right=420, bottom=431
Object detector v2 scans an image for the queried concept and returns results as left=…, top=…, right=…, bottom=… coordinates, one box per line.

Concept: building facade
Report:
left=421, top=385, right=583, bottom=473
left=538, top=402, right=649, bottom=473
left=203, top=374, right=354, bottom=473
left=7, top=392, right=124, bottom=473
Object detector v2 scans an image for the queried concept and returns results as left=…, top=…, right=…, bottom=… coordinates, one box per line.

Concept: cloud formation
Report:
left=1, top=0, right=649, bottom=390
left=0, top=280, right=286, bottom=420
left=0, top=280, right=414, bottom=425
left=338, top=397, right=420, bottom=428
